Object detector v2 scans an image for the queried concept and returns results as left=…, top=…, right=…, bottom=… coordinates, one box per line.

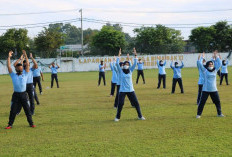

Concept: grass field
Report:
left=0, top=67, right=232, bottom=156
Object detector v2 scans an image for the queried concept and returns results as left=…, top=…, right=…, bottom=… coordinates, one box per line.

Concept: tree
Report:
left=189, top=26, right=216, bottom=53
left=90, top=26, right=126, bottom=55
left=0, top=28, right=29, bottom=59
left=189, top=21, right=232, bottom=53
left=34, top=27, right=64, bottom=58
left=83, top=28, right=99, bottom=45
left=212, top=21, right=232, bottom=51
left=47, top=23, right=99, bottom=45
left=134, top=25, right=185, bottom=54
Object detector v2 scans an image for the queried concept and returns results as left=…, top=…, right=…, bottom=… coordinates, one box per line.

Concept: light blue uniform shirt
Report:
left=221, top=60, right=228, bottom=74
left=10, top=71, right=29, bottom=92
left=32, top=67, right=42, bottom=77
left=197, top=59, right=204, bottom=85
left=99, top=64, right=105, bottom=72
left=51, top=66, right=59, bottom=74
left=116, top=57, right=137, bottom=92
left=137, top=62, right=144, bottom=70
left=115, top=65, right=121, bottom=85
left=157, top=60, right=166, bottom=75
left=23, top=68, right=33, bottom=84
left=110, top=62, right=118, bottom=83
left=170, top=62, right=184, bottom=78
left=199, top=57, right=222, bottom=92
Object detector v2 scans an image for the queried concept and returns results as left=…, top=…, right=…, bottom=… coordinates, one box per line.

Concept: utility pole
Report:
left=79, top=9, right=84, bottom=56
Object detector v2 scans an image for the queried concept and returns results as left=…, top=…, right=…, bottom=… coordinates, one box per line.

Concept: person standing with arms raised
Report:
left=114, top=48, right=145, bottom=122
left=220, top=59, right=229, bottom=85
left=98, top=60, right=106, bottom=86
left=32, top=64, right=44, bottom=95
left=197, top=54, right=206, bottom=104
left=6, top=50, right=35, bottom=129
left=196, top=52, right=224, bottom=118
left=14, top=53, right=40, bottom=114
left=49, top=62, right=60, bottom=88
left=170, top=60, right=184, bottom=94
left=136, top=58, right=145, bottom=84
left=109, top=58, right=118, bottom=97
left=157, top=59, right=166, bottom=89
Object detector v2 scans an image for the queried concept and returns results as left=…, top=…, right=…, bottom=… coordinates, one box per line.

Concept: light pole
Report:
left=79, top=9, right=84, bottom=56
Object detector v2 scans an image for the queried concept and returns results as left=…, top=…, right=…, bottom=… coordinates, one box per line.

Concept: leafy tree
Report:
left=212, top=21, right=232, bottom=51
left=34, top=27, right=64, bottom=58
left=0, top=28, right=29, bottom=59
left=90, top=25, right=126, bottom=55
left=47, top=23, right=98, bottom=45
left=189, top=26, right=215, bottom=53
left=134, top=25, right=185, bottom=54
left=83, top=28, right=99, bottom=45
left=189, top=21, right=232, bottom=52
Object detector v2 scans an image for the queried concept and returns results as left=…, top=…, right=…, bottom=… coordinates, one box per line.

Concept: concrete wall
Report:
left=0, top=53, right=230, bottom=74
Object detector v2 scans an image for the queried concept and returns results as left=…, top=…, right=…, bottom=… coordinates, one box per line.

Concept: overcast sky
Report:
left=0, top=0, right=232, bottom=40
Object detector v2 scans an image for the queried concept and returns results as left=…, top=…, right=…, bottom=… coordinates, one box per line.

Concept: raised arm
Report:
left=116, top=48, right=122, bottom=73
left=170, top=61, right=174, bottom=69
left=157, top=60, right=160, bottom=67
left=198, top=53, right=206, bottom=72
left=30, top=53, right=38, bottom=69
left=163, top=60, right=166, bottom=66
left=215, top=57, right=222, bottom=71
left=180, top=61, right=184, bottom=69
left=23, top=50, right=30, bottom=72
left=112, top=56, right=117, bottom=72
left=56, top=63, right=60, bottom=68
left=13, top=55, right=23, bottom=67
left=109, top=58, right=114, bottom=71
left=197, top=54, right=201, bottom=68
left=7, top=51, right=13, bottom=73
left=129, top=48, right=138, bottom=72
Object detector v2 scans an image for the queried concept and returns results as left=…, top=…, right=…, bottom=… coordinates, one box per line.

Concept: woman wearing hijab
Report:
left=157, top=59, right=166, bottom=89
left=197, top=54, right=206, bottom=104
left=196, top=51, right=224, bottom=118
left=110, top=58, right=118, bottom=97
left=114, top=48, right=145, bottom=122
left=170, top=61, right=184, bottom=94
left=136, top=59, right=145, bottom=84
left=98, top=61, right=106, bottom=86
left=113, top=55, right=134, bottom=108
left=220, top=59, right=229, bottom=85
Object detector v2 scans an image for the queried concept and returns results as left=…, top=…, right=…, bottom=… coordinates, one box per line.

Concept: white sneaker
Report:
left=114, top=118, right=120, bottom=122
left=217, top=114, right=225, bottom=117
left=114, top=107, right=117, bottom=109
left=138, top=117, right=146, bottom=120
left=40, top=92, right=43, bottom=95
left=196, top=115, right=201, bottom=119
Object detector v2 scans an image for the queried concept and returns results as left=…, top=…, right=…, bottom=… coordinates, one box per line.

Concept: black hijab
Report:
left=205, top=61, right=215, bottom=72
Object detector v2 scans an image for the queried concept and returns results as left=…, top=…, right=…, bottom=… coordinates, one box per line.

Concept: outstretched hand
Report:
left=118, top=48, right=122, bottom=57
left=202, top=52, right=205, bottom=58
left=8, top=51, right=13, bottom=58
left=22, top=50, right=26, bottom=55
left=127, top=53, right=130, bottom=59
left=133, top=47, right=137, bottom=55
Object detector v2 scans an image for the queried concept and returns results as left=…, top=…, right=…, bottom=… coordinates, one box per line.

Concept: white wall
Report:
left=0, top=53, right=230, bottom=74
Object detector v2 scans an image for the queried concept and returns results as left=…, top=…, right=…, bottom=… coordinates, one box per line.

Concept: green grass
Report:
left=0, top=67, right=232, bottom=157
